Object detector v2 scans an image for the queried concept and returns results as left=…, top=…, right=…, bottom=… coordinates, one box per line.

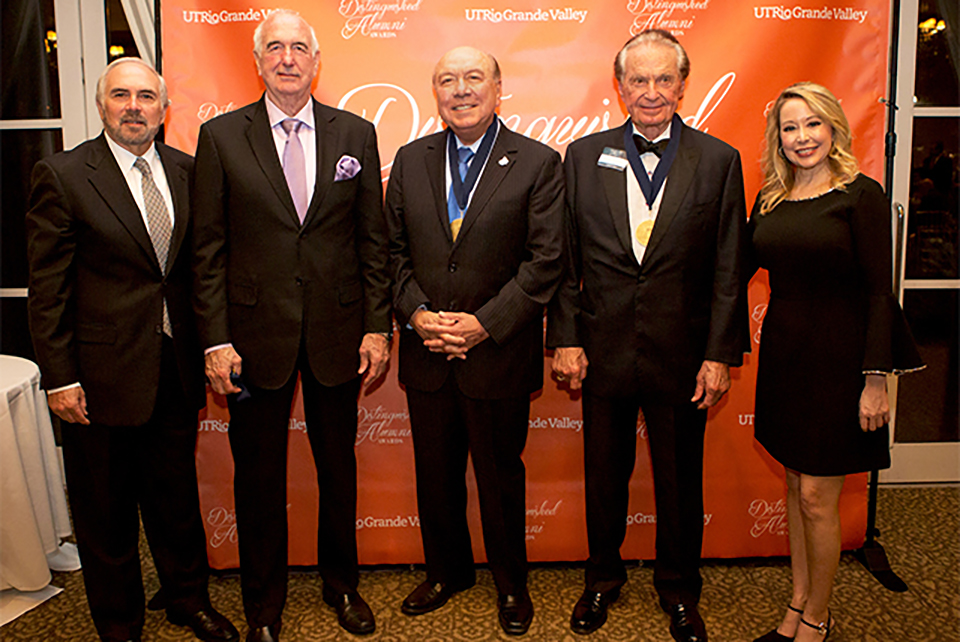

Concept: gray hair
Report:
left=95, top=57, right=168, bottom=107
left=614, top=29, right=690, bottom=83
left=253, top=9, right=320, bottom=56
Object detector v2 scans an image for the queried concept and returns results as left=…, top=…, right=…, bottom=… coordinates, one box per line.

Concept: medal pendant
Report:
left=635, top=220, right=655, bottom=246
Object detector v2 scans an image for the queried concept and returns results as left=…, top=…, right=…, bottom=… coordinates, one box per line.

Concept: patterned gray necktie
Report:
left=281, top=118, right=308, bottom=223
left=133, top=157, right=173, bottom=336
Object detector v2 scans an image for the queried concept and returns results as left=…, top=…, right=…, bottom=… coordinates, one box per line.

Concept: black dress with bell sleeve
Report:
left=749, top=174, right=924, bottom=475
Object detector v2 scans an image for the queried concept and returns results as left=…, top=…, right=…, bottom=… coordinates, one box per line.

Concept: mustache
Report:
left=120, top=115, right=148, bottom=125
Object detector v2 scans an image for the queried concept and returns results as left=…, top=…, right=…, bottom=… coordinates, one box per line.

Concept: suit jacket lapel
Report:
left=424, top=132, right=450, bottom=243
left=157, top=143, right=189, bottom=271
left=246, top=97, right=301, bottom=227
left=86, top=135, right=159, bottom=270
left=306, top=99, right=336, bottom=225
left=601, top=123, right=634, bottom=261
left=641, top=123, right=700, bottom=266
left=454, top=127, right=516, bottom=246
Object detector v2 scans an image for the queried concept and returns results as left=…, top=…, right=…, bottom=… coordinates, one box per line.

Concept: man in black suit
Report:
left=384, top=46, right=564, bottom=636
left=547, top=30, right=748, bottom=641
left=26, top=58, right=238, bottom=642
left=192, top=10, right=391, bottom=641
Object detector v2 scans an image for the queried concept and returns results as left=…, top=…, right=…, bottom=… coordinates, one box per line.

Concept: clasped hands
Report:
left=412, top=309, right=489, bottom=360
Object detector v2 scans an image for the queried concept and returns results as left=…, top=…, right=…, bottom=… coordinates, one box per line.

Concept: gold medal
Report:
left=635, top=220, right=655, bottom=246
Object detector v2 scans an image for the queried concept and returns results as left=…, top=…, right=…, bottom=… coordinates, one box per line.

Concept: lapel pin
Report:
left=498, top=155, right=509, bottom=166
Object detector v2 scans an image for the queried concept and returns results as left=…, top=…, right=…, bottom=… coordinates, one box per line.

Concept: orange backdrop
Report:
left=163, top=0, right=889, bottom=568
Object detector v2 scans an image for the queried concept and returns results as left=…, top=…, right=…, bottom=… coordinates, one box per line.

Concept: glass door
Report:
left=884, top=0, right=959, bottom=482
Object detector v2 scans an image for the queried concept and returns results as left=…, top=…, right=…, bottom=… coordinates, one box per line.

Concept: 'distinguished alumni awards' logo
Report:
left=525, top=499, right=564, bottom=541
left=339, top=0, right=422, bottom=39
left=748, top=498, right=788, bottom=537
left=356, top=404, right=411, bottom=446
left=206, top=506, right=238, bottom=548
left=628, top=0, right=711, bottom=36
left=751, top=302, right=767, bottom=345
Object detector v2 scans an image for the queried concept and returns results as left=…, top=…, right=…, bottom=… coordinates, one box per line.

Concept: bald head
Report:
left=432, top=47, right=502, bottom=144
left=433, top=46, right=500, bottom=85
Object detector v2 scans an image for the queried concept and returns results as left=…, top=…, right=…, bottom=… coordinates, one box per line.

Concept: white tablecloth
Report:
left=0, top=355, right=76, bottom=591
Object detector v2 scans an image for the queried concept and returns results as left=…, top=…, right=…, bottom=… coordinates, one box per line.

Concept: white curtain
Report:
left=119, top=0, right=155, bottom=67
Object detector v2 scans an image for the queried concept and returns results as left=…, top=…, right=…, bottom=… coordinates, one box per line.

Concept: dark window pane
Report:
left=905, top=118, right=958, bottom=280
left=106, top=0, right=140, bottom=61
left=895, top=289, right=959, bottom=443
left=0, top=298, right=35, bottom=361
left=1, top=129, right=62, bottom=289
left=915, top=0, right=959, bottom=107
left=0, top=0, right=60, bottom=119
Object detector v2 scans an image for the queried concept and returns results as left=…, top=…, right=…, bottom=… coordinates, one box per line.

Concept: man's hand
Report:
left=47, top=386, right=90, bottom=425
left=358, top=333, right=390, bottom=388
left=421, top=311, right=489, bottom=360
left=859, top=374, right=890, bottom=432
left=552, top=347, right=589, bottom=390
left=205, top=346, right=242, bottom=395
left=411, top=309, right=452, bottom=341
left=691, top=360, right=730, bottom=409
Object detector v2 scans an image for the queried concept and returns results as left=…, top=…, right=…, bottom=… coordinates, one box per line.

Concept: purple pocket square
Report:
left=335, top=155, right=361, bottom=181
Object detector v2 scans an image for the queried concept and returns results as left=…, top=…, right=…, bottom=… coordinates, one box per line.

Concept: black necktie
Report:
left=633, top=134, right=669, bottom=158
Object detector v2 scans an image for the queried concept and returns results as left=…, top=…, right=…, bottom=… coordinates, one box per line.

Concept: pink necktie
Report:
left=281, top=119, right=308, bottom=223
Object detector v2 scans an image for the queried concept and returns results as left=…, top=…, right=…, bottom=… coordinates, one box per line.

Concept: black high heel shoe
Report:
left=753, top=604, right=804, bottom=642
left=799, top=609, right=833, bottom=639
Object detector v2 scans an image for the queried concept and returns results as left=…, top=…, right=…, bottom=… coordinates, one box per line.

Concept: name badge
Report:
left=598, top=147, right=628, bottom=171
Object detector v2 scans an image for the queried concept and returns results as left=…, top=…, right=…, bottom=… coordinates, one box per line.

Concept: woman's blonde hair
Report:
left=757, top=82, right=859, bottom=215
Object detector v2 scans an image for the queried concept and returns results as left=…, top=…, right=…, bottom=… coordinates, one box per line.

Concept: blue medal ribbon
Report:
left=449, top=118, right=499, bottom=211
left=623, top=114, right=682, bottom=208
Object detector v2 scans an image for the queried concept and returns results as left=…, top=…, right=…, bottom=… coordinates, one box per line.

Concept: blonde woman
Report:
left=748, top=82, right=923, bottom=642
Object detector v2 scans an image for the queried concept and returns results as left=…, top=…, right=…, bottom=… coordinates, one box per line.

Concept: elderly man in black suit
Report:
left=191, top=9, right=391, bottom=642
left=26, top=58, right=238, bottom=642
left=547, top=30, right=749, bottom=642
left=384, top=46, right=564, bottom=636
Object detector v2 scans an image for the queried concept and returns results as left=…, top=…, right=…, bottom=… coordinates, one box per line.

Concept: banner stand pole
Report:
left=853, top=0, right=908, bottom=594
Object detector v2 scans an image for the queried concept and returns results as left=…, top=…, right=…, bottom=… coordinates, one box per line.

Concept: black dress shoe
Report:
left=799, top=610, right=833, bottom=640
left=245, top=621, right=280, bottom=642
left=168, top=606, right=240, bottom=641
left=498, top=591, right=533, bottom=636
left=322, top=586, right=376, bottom=635
left=663, top=602, right=707, bottom=642
left=570, top=587, right=620, bottom=635
left=401, top=580, right=471, bottom=615
left=147, top=588, right=167, bottom=611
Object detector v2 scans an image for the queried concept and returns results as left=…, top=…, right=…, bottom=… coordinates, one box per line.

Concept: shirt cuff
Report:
left=205, top=343, right=233, bottom=355
left=46, top=382, right=81, bottom=394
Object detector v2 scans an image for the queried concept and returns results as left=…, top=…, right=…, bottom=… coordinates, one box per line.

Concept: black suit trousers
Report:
left=405, top=374, right=530, bottom=596
left=227, top=348, right=361, bottom=628
left=582, top=392, right=707, bottom=605
left=61, top=337, right=209, bottom=642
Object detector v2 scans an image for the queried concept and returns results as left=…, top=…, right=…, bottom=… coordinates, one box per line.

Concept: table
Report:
left=0, top=355, right=76, bottom=591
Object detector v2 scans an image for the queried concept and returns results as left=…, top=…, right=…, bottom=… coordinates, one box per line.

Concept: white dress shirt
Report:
left=104, top=133, right=175, bottom=231
left=626, top=121, right=672, bottom=264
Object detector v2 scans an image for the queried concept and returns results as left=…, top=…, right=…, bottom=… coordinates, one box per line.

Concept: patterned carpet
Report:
left=2, top=487, right=956, bottom=641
